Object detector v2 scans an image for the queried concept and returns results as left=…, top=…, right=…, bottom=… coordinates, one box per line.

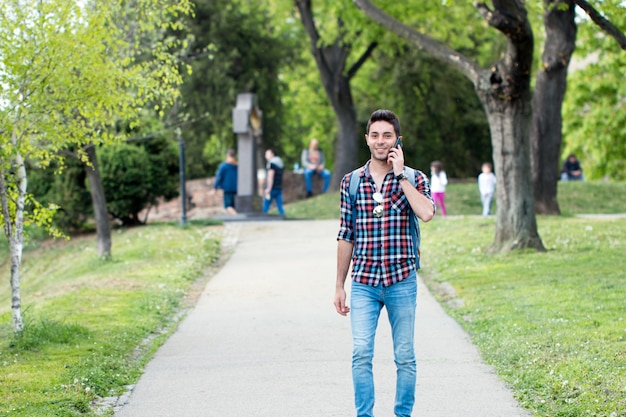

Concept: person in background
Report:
left=478, top=162, right=497, bottom=217
left=561, top=153, right=584, bottom=181
left=430, top=160, right=448, bottom=217
left=263, top=149, right=285, bottom=216
left=214, top=148, right=238, bottom=215
left=301, top=138, right=332, bottom=197
left=335, top=109, right=435, bottom=417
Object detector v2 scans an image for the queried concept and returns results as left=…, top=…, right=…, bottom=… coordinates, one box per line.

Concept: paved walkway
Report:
left=114, top=220, right=532, bottom=417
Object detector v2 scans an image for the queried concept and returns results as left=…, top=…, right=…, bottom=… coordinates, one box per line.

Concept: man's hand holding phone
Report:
left=388, top=137, right=405, bottom=173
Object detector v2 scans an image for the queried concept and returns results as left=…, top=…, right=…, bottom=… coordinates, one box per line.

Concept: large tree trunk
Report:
left=353, top=0, right=545, bottom=252
left=295, top=0, right=376, bottom=190
left=333, top=96, right=360, bottom=186
left=530, top=0, right=577, bottom=215
left=84, top=144, right=112, bottom=259
left=482, top=95, right=544, bottom=251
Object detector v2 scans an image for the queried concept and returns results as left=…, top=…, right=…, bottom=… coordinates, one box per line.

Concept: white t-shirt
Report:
left=430, top=171, right=448, bottom=193
left=478, top=172, right=497, bottom=194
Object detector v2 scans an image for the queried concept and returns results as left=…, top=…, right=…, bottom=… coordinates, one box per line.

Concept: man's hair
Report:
left=226, top=148, right=236, bottom=158
left=366, top=109, right=401, bottom=136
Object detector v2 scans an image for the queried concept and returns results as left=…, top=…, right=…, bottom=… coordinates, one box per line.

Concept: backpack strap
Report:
left=348, top=166, right=421, bottom=269
left=348, top=168, right=363, bottom=253
left=404, top=169, right=421, bottom=269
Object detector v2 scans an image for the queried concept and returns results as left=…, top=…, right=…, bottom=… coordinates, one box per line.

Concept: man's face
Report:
left=366, top=120, right=397, bottom=161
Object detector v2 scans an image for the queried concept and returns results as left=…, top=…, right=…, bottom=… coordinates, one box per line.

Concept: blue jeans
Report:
left=304, top=168, right=331, bottom=193
left=262, top=189, right=284, bottom=215
left=350, top=272, right=417, bottom=417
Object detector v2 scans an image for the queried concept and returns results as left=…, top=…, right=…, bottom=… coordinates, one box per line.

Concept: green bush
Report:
left=98, top=138, right=179, bottom=225
left=99, top=143, right=152, bottom=225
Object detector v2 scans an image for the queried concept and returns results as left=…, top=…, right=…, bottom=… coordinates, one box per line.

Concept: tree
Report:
left=561, top=1, right=626, bottom=180
left=530, top=0, right=577, bottom=214
left=0, top=0, right=191, bottom=332
left=353, top=0, right=544, bottom=252
left=530, top=0, right=626, bottom=213
left=174, top=0, right=295, bottom=179
left=365, top=46, right=493, bottom=177
left=294, top=0, right=380, bottom=189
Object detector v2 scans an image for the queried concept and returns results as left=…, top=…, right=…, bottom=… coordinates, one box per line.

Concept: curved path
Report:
left=115, top=220, right=532, bottom=417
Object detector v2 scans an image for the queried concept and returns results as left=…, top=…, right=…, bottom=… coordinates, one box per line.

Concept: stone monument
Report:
left=232, top=93, right=263, bottom=214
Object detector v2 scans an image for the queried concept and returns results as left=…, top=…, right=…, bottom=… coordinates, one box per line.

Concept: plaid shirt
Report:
left=337, top=161, right=434, bottom=287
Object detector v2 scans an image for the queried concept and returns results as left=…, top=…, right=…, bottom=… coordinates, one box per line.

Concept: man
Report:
left=262, top=149, right=285, bottom=216
left=301, top=138, right=331, bottom=197
left=334, top=109, right=435, bottom=417
left=214, top=148, right=238, bottom=215
left=560, top=153, right=584, bottom=181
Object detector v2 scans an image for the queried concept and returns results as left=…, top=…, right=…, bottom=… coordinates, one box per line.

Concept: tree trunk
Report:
left=530, top=0, right=577, bottom=215
left=0, top=149, right=27, bottom=332
left=481, top=94, right=545, bottom=251
left=330, top=74, right=360, bottom=188
left=295, top=0, right=376, bottom=190
left=84, top=144, right=112, bottom=259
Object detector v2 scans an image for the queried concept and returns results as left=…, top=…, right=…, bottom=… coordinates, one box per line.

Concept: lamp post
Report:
left=176, top=127, right=187, bottom=226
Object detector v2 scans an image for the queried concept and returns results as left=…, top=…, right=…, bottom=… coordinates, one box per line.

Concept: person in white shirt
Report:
left=478, top=162, right=497, bottom=216
left=430, top=160, right=448, bottom=216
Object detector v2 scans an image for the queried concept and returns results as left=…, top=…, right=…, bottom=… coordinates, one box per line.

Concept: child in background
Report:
left=214, top=148, right=238, bottom=215
left=478, top=162, right=497, bottom=216
left=430, top=160, right=448, bottom=217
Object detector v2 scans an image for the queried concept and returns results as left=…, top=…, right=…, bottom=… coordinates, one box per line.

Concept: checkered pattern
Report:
left=338, top=161, right=433, bottom=287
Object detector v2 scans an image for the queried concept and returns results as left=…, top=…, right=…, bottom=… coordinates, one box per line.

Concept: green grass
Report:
left=419, top=216, right=626, bottom=417
left=0, top=224, right=223, bottom=417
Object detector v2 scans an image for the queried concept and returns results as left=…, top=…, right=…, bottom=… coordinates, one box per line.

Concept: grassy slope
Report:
left=419, top=216, right=625, bottom=416
left=0, top=223, right=223, bottom=417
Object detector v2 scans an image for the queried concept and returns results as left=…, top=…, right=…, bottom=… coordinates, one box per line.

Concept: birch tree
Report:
left=0, top=0, right=191, bottom=332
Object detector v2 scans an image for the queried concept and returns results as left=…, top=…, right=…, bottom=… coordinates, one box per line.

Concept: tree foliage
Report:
left=361, top=46, right=492, bottom=177
left=174, top=0, right=296, bottom=179
left=562, top=4, right=626, bottom=180
left=0, top=0, right=192, bottom=332
left=27, top=158, right=92, bottom=232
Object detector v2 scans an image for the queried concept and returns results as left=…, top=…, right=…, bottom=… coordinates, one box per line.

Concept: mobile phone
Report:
left=394, top=137, right=403, bottom=149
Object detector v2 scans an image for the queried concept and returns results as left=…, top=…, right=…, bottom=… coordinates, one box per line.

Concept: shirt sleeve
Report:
left=337, top=173, right=353, bottom=243
left=215, top=163, right=224, bottom=189
left=414, top=169, right=436, bottom=213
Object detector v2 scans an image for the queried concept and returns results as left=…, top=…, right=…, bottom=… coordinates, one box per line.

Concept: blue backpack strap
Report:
left=348, top=168, right=362, bottom=253
left=405, top=168, right=421, bottom=269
